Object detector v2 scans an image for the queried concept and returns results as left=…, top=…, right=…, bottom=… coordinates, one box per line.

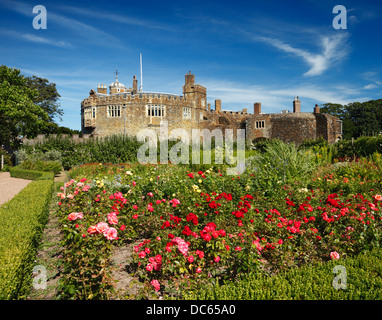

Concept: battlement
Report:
left=80, top=70, right=342, bottom=144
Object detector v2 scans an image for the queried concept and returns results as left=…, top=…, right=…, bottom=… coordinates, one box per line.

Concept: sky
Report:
left=1, top=0, right=381, bottom=130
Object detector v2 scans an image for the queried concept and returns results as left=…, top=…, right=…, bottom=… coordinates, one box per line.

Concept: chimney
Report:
left=293, top=97, right=301, bottom=113
left=132, top=75, right=138, bottom=94
left=97, top=84, right=107, bottom=94
left=254, top=102, right=261, bottom=115
left=242, top=108, right=247, bottom=113
left=215, top=99, right=221, bottom=112
left=185, top=71, right=195, bottom=85
left=314, top=104, right=320, bottom=114
left=207, top=103, right=211, bottom=111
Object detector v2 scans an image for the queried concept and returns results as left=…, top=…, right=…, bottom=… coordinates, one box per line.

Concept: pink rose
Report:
left=187, top=255, right=194, bottom=263
left=138, top=251, right=146, bottom=258
left=213, top=256, right=220, bottom=263
left=150, top=279, right=160, bottom=291
left=196, top=267, right=202, bottom=274
left=96, top=222, right=109, bottom=234
left=330, top=251, right=340, bottom=260
left=146, top=264, right=153, bottom=272
left=87, top=225, right=98, bottom=235
left=68, top=212, right=83, bottom=221
left=107, top=212, right=118, bottom=225
left=104, top=227, right=118, bottom=240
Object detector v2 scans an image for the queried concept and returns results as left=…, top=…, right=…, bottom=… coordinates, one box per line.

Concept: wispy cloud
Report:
left=0, top=0, right=123, bottom=47
left=254, top=33, right=350, bottom=77
left=361, top=71, right=382, bottom=89
left=203, top=78, right=367, bottom=112
left=0, top=28, right=73, bottom=48
left=58, top=5, right=174, bottom=31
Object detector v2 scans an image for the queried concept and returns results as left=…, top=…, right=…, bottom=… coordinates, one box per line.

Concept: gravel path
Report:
left=0, top=172, right=32, bottom=206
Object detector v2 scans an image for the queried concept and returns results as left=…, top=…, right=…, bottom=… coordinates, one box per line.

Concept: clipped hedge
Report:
left=182, top=249, right=382, bottom=300
left=0, top=178, right=54, bottom=299
left=9, top=167, right=54, bottom=180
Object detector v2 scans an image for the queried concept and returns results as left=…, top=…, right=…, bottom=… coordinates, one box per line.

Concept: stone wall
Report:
left=80, top=72, right=343, bottom=145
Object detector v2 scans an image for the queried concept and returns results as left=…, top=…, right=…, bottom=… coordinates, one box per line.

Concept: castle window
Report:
left=255, top=120, right=265, bottom=129
left=92, top=107, right=96, bottom=119
left=147, top=105, right=165, bottom=117
left=183, top=107, right=191, bottom=119
left=107, top=105, right=121, bottom=118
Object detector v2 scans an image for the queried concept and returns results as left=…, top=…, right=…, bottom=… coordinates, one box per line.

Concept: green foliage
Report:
left=24, top=75, right=63, bottom=124
left=182, top=248, right=382, bottom=300
left=245, top=139, right=317, bottom=196
left=321, top=99, right=382, bottom=139
left=17, top=160, right=62, bottom=175
left=9, top=167, right=54, bottom=180
left=0, top=65, right=50, bottom=149
left=0, top=179, right=54, bottom=299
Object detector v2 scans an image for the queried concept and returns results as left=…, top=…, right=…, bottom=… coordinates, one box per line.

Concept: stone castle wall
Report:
left=78, top=71, right=343, bottom=146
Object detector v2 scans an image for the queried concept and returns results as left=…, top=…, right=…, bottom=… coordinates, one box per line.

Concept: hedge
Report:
left=9, top=167, right=54, bottom=180
left=182, top=249, right=382, bottom=300
left=0, top=178, right=54, bottom=299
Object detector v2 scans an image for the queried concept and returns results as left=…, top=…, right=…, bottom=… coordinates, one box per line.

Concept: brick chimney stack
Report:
left=97, top=84, right=107, bottom=94
left=314, top=104, right=320, bottom=114
left=185, top=71, right=195, bottom=85
left=215, top=99, right=221, bottom=112
left=293, top=97, right=301, bottom=113
left=132, top=75, right=138, bottom=94
left=254, top=102, right=261, bottom=115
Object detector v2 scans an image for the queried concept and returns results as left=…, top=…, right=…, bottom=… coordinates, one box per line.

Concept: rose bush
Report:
left=56, top=152, right=382, bottom=298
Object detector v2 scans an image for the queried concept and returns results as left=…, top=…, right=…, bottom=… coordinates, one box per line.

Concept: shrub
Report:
left=17, top=159, right=62, bottom=175
left=0, top=179, right=54, bottom=299
left=181, top=248, right=382, bottom=300
left=10, top=167, right=54, bottom=180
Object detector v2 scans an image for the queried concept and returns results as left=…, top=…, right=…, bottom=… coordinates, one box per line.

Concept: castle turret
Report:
left=183, top=71, right=207, bottom=109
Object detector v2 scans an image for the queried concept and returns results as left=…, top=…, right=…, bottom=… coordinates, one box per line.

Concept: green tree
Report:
left=0, top=65, right=50, bottom=148
left=24, top=75, right=63, bottom=123
left=321, top=100, right=382, bottom=140
left=321, top=103, right=355, bottom=139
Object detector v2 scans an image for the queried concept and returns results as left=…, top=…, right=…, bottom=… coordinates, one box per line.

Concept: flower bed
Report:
left=56, top=153, right=382, bottom=298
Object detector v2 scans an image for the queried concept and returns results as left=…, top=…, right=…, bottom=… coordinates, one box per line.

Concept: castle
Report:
left=80, top=71, right=342, bottom=145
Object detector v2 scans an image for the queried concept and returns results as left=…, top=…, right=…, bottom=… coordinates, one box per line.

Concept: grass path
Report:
left=27, top=181, right=64, bottom=300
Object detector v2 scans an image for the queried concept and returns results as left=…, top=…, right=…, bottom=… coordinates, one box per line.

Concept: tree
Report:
left=24, top=75, right=63, bottom=123
left=0, top=65, right=50, bottom=149
left=321, top=99, right=382, bottom=139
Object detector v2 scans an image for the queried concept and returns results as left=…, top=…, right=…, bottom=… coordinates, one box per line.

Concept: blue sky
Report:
left=1, top=0, right=381, bottom=130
